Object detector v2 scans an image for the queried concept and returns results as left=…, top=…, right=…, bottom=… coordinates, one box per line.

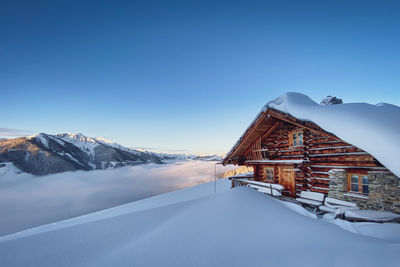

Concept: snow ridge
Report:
left=57, top=133, right=99, bottom=158
left=1, top=133, right=222, bottom=175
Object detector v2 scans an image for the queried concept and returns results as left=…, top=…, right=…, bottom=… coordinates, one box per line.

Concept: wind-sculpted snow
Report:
left=0, top=187, right=399, bottom=267
left=0, top=161, right=233, bottom=236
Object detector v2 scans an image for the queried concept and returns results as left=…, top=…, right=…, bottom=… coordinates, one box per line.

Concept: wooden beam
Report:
left=261, top=121, right=280, bottom=140
left=224, top=112, right=268, bottom=164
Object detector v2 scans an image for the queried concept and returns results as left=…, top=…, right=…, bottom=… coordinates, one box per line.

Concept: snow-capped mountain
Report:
left=0, top=133, right=220, bottom=175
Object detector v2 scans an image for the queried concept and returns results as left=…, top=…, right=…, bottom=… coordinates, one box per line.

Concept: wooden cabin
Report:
left=222, top=106, right=400, bottom=213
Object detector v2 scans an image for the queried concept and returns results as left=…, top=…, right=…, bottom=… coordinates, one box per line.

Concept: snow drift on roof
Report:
left=266, top=92, right=400, bottom=177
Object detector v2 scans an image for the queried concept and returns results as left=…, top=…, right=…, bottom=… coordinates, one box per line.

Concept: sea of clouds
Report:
left=0, top=161, right=234, bottom=236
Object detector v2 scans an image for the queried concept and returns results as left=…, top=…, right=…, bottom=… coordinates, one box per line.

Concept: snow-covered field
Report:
left=0, top=160, right=234, bottom=236
left=1, top=180, right=400, bottom=267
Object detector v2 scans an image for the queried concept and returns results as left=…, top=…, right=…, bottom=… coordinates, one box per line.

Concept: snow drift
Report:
left=1, top=185, right=400, bottom=267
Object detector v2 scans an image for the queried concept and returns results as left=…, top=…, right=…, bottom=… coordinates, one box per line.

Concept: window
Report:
left=350, top=175, right=359, bottom=192
left=348, top=174, right=369, bottom=194
left=362, top=175, right=369, bottom=194
left=264, top=167, right=274, bottom=181
left=290, top=130, right=303, bottom=147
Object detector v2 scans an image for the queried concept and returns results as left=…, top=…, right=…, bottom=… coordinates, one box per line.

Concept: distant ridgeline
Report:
left=0, top=133, right=221, bottom=175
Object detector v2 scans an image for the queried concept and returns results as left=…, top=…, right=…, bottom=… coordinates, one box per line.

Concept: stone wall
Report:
left=367, top=172, right=400, bottom=213
left=327, top=169, right=369, bottom=209
left=328, top=169, right=400, bottom=213
left=327, top=169, right=348, bottom=199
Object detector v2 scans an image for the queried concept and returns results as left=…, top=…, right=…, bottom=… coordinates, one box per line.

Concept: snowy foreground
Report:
left=1, top=180, right=400, bottom=267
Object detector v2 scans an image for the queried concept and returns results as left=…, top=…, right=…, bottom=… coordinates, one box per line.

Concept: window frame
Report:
left=289, top=129, right=303, bottom=147
left=347, top=173, right=369, bottom=195
left=264, top=167, right=274, bottom=182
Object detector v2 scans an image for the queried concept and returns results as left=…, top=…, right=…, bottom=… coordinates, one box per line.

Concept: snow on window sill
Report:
left=343, top=192, right=369, bottom=200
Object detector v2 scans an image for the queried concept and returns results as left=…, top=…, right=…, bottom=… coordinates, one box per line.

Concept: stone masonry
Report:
left=328, top=169, right=400, bottom=213
left=367, top=172, right=400, bottom=213
left=327, top=169, right=348, bottom=199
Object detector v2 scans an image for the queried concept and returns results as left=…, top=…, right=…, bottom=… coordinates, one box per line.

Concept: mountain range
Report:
left=0, top=133, right=221, bottom=175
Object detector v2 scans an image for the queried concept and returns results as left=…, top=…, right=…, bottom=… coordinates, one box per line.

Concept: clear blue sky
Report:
left=1, top=0, right=400, bottom=154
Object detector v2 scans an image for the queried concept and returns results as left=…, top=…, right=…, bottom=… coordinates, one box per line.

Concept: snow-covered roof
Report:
left=224, top=92, right=400, bottom=177
left=266, top=93, right=400, bottom=177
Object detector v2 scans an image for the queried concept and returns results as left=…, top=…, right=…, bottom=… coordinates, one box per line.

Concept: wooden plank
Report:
left=279, top=167, right=295, bottom=197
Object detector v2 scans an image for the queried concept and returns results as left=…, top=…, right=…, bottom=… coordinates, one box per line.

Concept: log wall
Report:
left=247, top=121, right=389, bottom=196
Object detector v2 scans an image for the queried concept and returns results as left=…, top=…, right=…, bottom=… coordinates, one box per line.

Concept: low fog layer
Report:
left=0, top=161, right=234, bottom=236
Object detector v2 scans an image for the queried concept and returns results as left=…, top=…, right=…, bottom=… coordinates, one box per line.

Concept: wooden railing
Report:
left=229, top=177, right=284, bottom=197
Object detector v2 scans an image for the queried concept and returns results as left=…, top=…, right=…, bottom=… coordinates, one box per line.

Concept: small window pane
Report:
left=362, top=176, right=369, bottom=184
left=363, top=185, right=369, bottom=194
left=265, top=168, right=274, bottom=180
left=298, top=133, right=303, bottom=146
left=351, top=175, right=359, bottom=183
left=351, top=183, right=359, bottom=192
left=293, top=134, right=297, bottom=146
